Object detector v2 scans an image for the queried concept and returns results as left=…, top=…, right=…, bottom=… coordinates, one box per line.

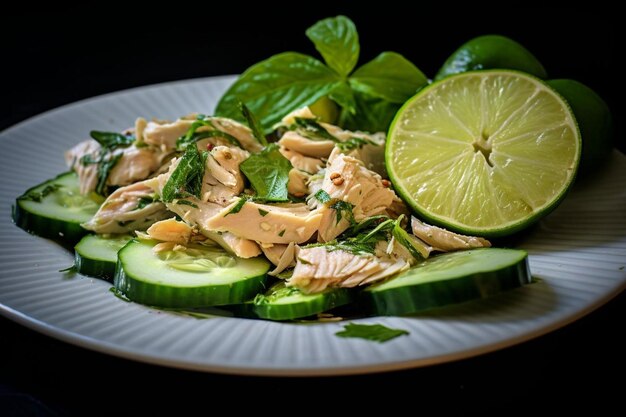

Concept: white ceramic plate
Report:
left=0, top=76, right=624, bottom=376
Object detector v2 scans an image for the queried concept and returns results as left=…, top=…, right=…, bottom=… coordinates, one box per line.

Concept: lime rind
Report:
left=386, top=70, right=581, bottom=237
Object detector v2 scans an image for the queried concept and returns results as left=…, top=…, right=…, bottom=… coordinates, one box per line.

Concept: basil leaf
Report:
left=338, top=90, right=401, bottom=133
left=90, top=131, right=134, bottom=150
left=349, top=52, right=428, bottom=103
left=239, top=102, right=268, bottom=146
left=240, top=144, right=292, bottom=202
left=328, top=81, right=356, bottom=115
left=292, top=118, right=339, bottom=142
left=215, top=52, right=340, bottom=133
left=81, top=151, right=122, bottom=196
left=176, top=118, right=241, bottom=151
left=335, top=323, right=409, bottom=343
left=305, top=15, right=359, bottom=77
left=162, top=145, right=207, bottom=202
left=224, top=197, right=248, bottom=217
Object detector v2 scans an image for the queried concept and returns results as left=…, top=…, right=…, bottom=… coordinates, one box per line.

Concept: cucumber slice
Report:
left=252, top=281, right=352, bottom=320
left=13, top=172, right=102, bottom=244
left=363, top=248, right=531, bottom=315
left=74, top=234, right=133, bottom=280
left=114, top=239, right=270, bottom=308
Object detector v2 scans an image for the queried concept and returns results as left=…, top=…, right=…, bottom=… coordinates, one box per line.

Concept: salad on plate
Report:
left=13, top=16, right=609, bottom=325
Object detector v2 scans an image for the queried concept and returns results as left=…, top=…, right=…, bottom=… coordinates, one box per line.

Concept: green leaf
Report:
left=335, top=136, right=376, bottom=152
left=240, top=144, right=293, bottom=202
left=335, top=323, right=409, bottom=343
left=162, top=145, right=207, bottom=202
left=176, top=116, right=241, bottom=151
left=215, top=52, right=340, bottom=133
left=134, top=196, right=154, bottom=210
left=314, top=189, right=332, bottom=204
left=349, top=52, right=428, bottom=103
left=305, top=15, right=359, bottom=77
left=224, top=197, right=248, bottom=217
left=81, top=151, right=123, bottom=196
left=90, top=131, right=135, bottom=150
left=328, top=81, right=356, bottom=114
left=291, top=117, right=339, bottom=142
left=338, top=90, right=401, bottom=133
left=239, top=102, right=268, bottom=146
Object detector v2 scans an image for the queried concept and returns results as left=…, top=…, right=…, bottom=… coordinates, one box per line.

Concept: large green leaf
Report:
left=349, top=52, right=428, bottom=103
left=338, top=90, right=401, bottom=133
left=305, top=15, right=359, bottom=77
left=215, top=52, right=340, bottom=133
left=239, top=144, right=293, bottom=202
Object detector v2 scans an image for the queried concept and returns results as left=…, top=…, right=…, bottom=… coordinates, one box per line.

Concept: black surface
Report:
left=1, top=7, right=624, bottom=416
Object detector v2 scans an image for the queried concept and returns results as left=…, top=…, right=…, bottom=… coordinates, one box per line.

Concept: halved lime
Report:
left=387, top=70, right=580, bottom=237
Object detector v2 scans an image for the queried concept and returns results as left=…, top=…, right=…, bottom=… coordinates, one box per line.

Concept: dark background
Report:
left=1, top=6, right=623, bottom=416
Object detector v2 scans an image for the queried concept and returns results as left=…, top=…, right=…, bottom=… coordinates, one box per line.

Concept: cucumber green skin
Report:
left=13, top=202, right=87, bottom=245
left=253, top=289, right=353, bottom=321
left=13, top=172, right=95, bottom=245
left=435, top=35, right=547, bottom=80
left=74, top=251, right=116, bottom=281
left=362, top=253, right=531, bottom=316
left=114, top=241, right=269, bottom=308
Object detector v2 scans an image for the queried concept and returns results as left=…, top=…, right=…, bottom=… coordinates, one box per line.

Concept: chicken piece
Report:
left=337, top=132, right=386, bottom=176
left=143, top=118, right=194, bottom=149
left=278, top=131, right=335, bottom=158
left=279, top=148, right=324, bottom=174
left=135, top=117, right=148, bottom=143
left=201, top=146, right=249, bottom=205
left=411, top=216, right=491, bottom=252
left=287, top=169, right=310, bottom=197
left=288, top=244, right=410, bottom=293
left=65, top=139, right=101, bottom=195
left=280, top=107, right=317, bottom=126
left=211, top=117, right=263, bottom=153
left=154, top=162, right=261, bottom=258
left=82, top=179, right=170, bottom=234
left=261, top=242, right=296, bottom=276
left=205, top=200, right=323, bottom=245
left=145, top=217, right=193, bottom=244
left=313, top=149, right=398, bottom=242
left=107, top=145, right=171, bottom=187
left=65, top=139, right=171, bottom=195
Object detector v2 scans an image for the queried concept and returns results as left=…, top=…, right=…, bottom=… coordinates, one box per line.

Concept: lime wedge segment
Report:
left=387, top=70, right=580, bottom=237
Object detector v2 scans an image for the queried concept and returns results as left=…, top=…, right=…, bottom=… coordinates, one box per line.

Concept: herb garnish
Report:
left=176, top=115, right=242, bottom=151
left=90, top=131, right=134, bottom=150
left=336, top=137, right=375, bottom=151
left=18, top=184, right=60, bottom=202
left=291, top=117, right=339, bottom=142
left=162, top=145, right=208, bottom=202
left=216, top=16, right=427, bottom=133
left=224, top=197, right=248, bottom=217
left=81, top=152, right=122, bottom=196
left=134, top=196, right=154, bottom=210
left=239, top=102, right=268, bottom=146
left=314, top=189, right=332, bottom=204
left=258, top=208, right=269, bottom=217
left=335, top=323, right=409, bottom=343
left=330, top=200, right=355, bottom=225
left=176, top=200, right=199, bottom=209
left=239, top=144, right=293, bottom=202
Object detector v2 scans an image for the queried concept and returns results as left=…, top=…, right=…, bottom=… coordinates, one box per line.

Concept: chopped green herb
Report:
left=134, top=196, right=154, bottom=210
left=278, top=229, right=286, bottom=237
left=258, top=208, right=269, bottom=217
left=81, top=151, right=122, bottom=196
left=90, top=131, right=134, bottom=150
left=176, top=117, right=242, bottom=151
left=336, top=136, right=375, bottom=151
left=335, top=323, right=409, bottom=343
left=240, top=144, right=292, bottom=202
left=176, top=200, right=199, bottom=209
left=239, top=102, right=268, bottom=146
left=162, top=145, right=207, bottom=202
left=314, top=189, right=332, bottom=204
left=330, top=200, right=355, bottom=225
left=391, top=215, right=428, bottom=260
left=292, top=117, right=339, bottom=142
left=224, top=197, right=248, bottom=217
left=18, top=184, right=61, bottom=202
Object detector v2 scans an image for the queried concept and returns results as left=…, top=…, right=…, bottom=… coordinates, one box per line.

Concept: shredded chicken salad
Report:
left=67, top=106, right=490, bottom=294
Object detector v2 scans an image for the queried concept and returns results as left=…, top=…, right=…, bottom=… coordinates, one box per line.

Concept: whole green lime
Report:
left=435, top=35, right=547, bottom=81
left=547, top=79, right=613, bottom=174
